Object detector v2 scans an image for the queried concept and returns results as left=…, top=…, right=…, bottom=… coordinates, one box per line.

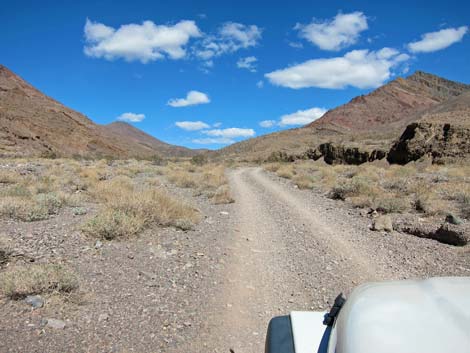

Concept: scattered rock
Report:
left=46, top=318, right=66, bottom=329
left=372, top=215, right=393, bottom=232
left=220, top=211, right=229, bottom=216
left=94, top=240, right=103, bottom=249
left=24, top=295, right=44, bottom=309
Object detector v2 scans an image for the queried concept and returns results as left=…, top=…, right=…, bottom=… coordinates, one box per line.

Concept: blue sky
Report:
left=1, top=0, right=469, bottom=149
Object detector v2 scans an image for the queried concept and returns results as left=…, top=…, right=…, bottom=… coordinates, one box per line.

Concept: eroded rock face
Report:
left=318, top=143, right=387, bottom=165
left=387, top=122, right=470, bottom=164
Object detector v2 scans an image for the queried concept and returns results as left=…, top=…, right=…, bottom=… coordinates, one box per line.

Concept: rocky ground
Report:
left=1, top=166, right=469, bottom=353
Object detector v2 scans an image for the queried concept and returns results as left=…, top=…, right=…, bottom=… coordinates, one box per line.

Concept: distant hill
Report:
left=0, top=65, right=199, bottom=158
left=102, top=121, right=206, bottom=158
left=215, top=71, right=470, bottom=161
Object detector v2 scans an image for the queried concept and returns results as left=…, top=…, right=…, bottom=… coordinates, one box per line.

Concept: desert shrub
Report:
left=167, top=169, right=198, bottom=188
left=191, top=154, right=208, bottom=166
left=328, top=176, right=376, bottom=200
left=374, top=195, right=409, bottom=214
left=263, top=163, right=281, bottom=173
left=150, top=155, right=166, bottom=166
left=82, top=209, right=145, bottom=239
left=276, top=165, right=295, bottom=179
left=200, top=165, right=227, bottom=189
left=0, top=264, right=78, bottom=299
left=293, top=174, right=317, bottom=189
left=412, top=185, right=450, bottom=216
left=349, top=195, right=375, bottom=209
left=317, top=167, right=337, bottom=189
left=212, top=185, right=235, bottom=204
left=0, top=170, right=19, bottom=184
left=0, top=197, right=50, bottom=221
left=83, top=177, right=200, bottom=238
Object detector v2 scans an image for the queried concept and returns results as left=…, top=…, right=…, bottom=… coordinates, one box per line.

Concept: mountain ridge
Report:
left=0, top=65, right=199, bottom=158
left=216, top=70, right=470, bottom=160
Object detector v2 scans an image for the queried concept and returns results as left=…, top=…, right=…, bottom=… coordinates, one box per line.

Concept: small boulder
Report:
left=372, top=215, right=393, bottom=232
left=24, top=295, right=44, bottom=309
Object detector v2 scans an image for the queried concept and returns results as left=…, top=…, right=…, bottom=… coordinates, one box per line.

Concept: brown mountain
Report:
left=0, top=65, right=198, bottom=158
left=216, top=71, right=470, bottom=161
left=308, top=71, right=470, bottom=132
left=102, top=122, right=205, bottom=157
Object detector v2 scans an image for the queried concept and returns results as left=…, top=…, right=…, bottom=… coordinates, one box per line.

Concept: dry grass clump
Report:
left=0, top=264, right=78, bottom=299
left=82, top=176, right=200, bottom=239
left=263, top=163, right=281, bottom=173
left=0, top=160, right=90, bottom=221
left=212, top=185, right=235, bottom=204
left=293, top=174, right=317, bottom=189
left=0, top=170, right=20, bottom=184
left=167, top=169, right=199, bottom=188
left=276, top=165, right=295, bottom=179
left=164, top=163, right=235, bottom=204
left=329, top=175, right=379, bottom=201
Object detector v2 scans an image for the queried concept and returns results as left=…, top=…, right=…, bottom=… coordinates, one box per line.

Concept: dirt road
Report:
left=187, top=167, right=410, bottom=352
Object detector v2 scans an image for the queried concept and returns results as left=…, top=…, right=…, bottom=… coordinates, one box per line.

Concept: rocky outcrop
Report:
left=387, top=122, right=470, bottom=164
left=318, top=143, right=387, bottom=165
left=394, top=218, right=470, bottom=246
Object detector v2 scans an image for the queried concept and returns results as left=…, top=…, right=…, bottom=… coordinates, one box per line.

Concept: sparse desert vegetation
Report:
left=165, top=162, right=235, bottom=204
left=265, top=160, right=470, bottom=221
left=0, top=263, right=78, bottom=299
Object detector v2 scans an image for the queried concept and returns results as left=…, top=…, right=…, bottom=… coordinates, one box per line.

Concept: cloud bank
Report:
left=84, top=19, right=201, bottom=63
left=265, top=48, right=409, bottom=89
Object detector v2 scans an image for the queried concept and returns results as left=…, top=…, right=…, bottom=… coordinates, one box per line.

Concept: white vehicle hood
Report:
left=331, top=277, right=470, bottom=353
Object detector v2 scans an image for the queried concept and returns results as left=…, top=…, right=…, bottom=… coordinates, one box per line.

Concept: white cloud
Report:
left=175, top=121, right=210, bottom=131
left=84, top=19, right=201, bottom=63
left=279, top=107, right=327, bottom=126
left=192, top=137, right=235, bottom=145
left=265, top=48, right=409, bottom=89
left=295, top=12, right=368, bottom=51
left=237, top=56, right=258, bottom=72
left=203, top=128, right=255, bottom=138
left=407, top=26, right=468, bottom=53
left=213, top=122, right=222, bottom=127
left=256, top=80, right=264, bottom=88
left=117, top=112, right=145, bottom=122
left=259, top=120, right=276, bottom=128
left=194, top=22, right=262, bottom=61
left=167, top=90, right=210, bottom=107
